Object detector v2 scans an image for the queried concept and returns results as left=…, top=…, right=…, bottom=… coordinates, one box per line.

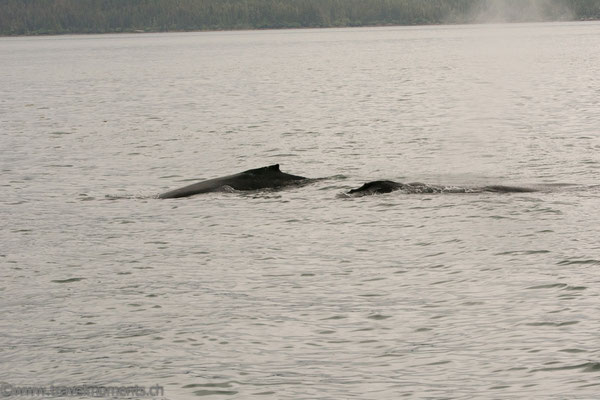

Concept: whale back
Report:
left=348, top=180, right=403, bottom=195
left=346, top=181, right=540, bottom=196
left=226, top=164, right=306, bottom=190
left=159, top=164, right=307, bottom=198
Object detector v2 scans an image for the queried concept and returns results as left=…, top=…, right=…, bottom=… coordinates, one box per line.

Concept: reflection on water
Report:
left=1, top=22, right=600, bottom=399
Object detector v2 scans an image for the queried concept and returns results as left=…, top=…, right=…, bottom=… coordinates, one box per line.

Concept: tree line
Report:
left=1, top=0, right=599, bottom=36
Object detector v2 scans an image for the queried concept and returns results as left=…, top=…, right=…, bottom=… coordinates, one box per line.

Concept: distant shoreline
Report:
left=2, top=0, right=600, bottom=37
left=1, top=18, right=599, bottom=38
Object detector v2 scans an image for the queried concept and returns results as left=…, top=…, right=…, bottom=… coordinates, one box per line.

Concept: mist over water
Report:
left=1, top=22, right=600, bottom=399
left=470, top=0, right=574, bottom=23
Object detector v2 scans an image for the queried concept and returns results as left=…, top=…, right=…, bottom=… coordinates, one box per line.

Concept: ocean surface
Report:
left=1, top=22, right=600, bottom=399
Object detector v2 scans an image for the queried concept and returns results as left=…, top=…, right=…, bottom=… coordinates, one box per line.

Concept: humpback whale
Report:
left=348, top=180, right=405, bottom=195
left=159, top=164, right=307, bottom=199
left=348, top=181, right=538, bottom=196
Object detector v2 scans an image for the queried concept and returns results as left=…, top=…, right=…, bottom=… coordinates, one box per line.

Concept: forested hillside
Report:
left=1, top=0, right=599, bottom=36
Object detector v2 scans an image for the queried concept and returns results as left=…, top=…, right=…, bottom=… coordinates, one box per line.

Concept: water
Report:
left=1, top=22, right=600, bottom=399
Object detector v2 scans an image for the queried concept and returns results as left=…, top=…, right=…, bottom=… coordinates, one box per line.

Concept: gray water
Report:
left=1, top=22, right=600, bottom=399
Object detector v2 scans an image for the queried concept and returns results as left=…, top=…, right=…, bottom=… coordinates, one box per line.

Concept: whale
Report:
left=159, top=164, right=307, bottom=199
left=348, top=180, right=538, bottom=196
left=348, top=180, right=405, bottom=195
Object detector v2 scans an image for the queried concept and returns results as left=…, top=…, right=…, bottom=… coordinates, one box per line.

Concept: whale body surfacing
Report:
left=348, top=181, right=538, bottom=196
left=347, top=180, right=404, bottom=195
left=159, top=164, right=307, bottom=199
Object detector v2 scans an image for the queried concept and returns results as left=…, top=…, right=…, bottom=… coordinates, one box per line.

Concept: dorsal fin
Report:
left=243, top=164, right=281, bottom=175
